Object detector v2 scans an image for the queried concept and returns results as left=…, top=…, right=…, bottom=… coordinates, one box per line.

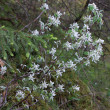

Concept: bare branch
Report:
left=20, top=11, right=44, bottom=31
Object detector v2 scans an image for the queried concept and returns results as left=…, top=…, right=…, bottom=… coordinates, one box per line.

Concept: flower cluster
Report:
left=87, top=3, right=103, bottom=26
left=48, top=16, right=60, bottom=27
left=40, top=3, right=49, bottom=10
left=48, top=11, right=62, bottom=27
left=32, top=29, right=39, bottom=36
left=64, top=3, right=104, bottom=66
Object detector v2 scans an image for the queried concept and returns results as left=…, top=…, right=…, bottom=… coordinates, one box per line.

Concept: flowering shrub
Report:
left=0, top=2, right=104, bottom=109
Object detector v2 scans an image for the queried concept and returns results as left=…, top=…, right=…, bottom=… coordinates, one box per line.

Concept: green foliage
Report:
left=0, top=27, right=47, bottom=65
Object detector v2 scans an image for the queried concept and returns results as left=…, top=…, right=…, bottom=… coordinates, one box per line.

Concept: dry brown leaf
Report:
left=0, top=59, right=5, bottom=67
left=0, top=75, right=4, bottom=79
left=2, top=90, right=6, bottom=97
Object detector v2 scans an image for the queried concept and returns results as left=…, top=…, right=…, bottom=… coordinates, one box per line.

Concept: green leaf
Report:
left=10, top=42, right=14, bottom=45
left=84, top=51, right=88, bottom=55
left=89, top=6, right=94, bottom=11
left=28, top=42, right=32, bottom=46
left=0, top=25, right=5, bottom=30
left=85, top=41, right=89, bottom=45
left=70, top=97, right=80, bottom=101
left=10, top=52, right=14, bottom=56
left=51, top=36, right=58, bottom=40
left=3, top=51, right=7, bottom=60
left=35, top=48, right=38, bottom=52
left=68, top=30, right=72, bottom=33
left=26, top=52, right=30, bottom=58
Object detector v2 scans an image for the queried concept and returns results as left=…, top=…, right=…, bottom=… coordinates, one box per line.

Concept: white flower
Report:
left=43, top=65, right=50, bottom=74
left=49, top=81, right=54, bottom=87
left=35, top=99, right=38, bottom=102
left=30, top=63, right=40, bottom=71
left=64, top=41, right=72, bottom=51
left=80, top=31, right=92, bottom=45
left=0, top=66, right=7, bottom=75
left=17, top=69, right=21, bottom=73
left=88, top=49, right=102, bottom=63
left=63, top=12, right=66, bottom=15
left=16, top=90, right=25, bottom=100
left=32, top=29, right=39, bottom=36
left=88, top=3, right=98, bottom=12
left=41, top=94, right=45, bottom=100
left=72, top=85, right=80, bottom=91
left=22, top=78, right=26, bottom=82
left=83, top=24, right=90, bottom=31
left=56, top=70, right=63, bottom=78
left=83, top=15, right=93, bottom=23
left=92, top=3, right=97, bottom=10
left=40, top=81, right=48, bottom=89
left=85, top=60, right=90, bottom=66
left=33, top=85, right=38, bottom=91
left=62, top=68, right=66, bottom=72
left=95, top=38, right=104, bottom=44
left=86, top=31, right=92, bottom=42
left=50, top=89, right=56, bottom=100
left=43, top=65, right=49, bottom=72
left=54, top=40, right=61, bottom=48
left=70, top=29, right=80, bottom=39
left=31, top=95, right=34, bottom=101
left=49, top=48, right=56, bottom=56
left=28, top=73, right=35, bottom=82
left=48, top=15, right=61, bottom=27
left=66, top=60, right=77, bottom=71
left=23, top=104, right=29, bottom=109
left=97, top=44, right=103, bottom=53
left=56, top=11, right=62, bottom=18
left=48, top=11, right=62, bottom=27
left=41, top=3, right=49, bottom=10
left=0, top=86, right=6, bottom=90
left=74, top=41, right=82, bottom=49
left=39, top=20, right=45, bottom=31
left=74, top=52, right=83, bottom=63
left=58, top=84, right=64, bottom=92
left=70, top=23, right=79, bottom=29
left=23, top=87, right=30, bottom=92
left=21, top=64, right=27, bottom=69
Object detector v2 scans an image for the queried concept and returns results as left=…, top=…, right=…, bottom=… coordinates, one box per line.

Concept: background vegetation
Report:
left=0, top=0, right=110, bottom=110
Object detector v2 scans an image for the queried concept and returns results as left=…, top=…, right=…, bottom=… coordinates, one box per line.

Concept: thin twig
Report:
left=20, top=11, right=44, bottom=31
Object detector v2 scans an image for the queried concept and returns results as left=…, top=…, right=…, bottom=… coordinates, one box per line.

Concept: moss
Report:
left=55, top=70, right=93, bottom=110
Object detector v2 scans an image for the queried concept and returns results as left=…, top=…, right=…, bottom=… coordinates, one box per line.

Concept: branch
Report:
left=61, top=0, right=77, bottom=18
left=9, top=93, right=31, bottom=110
left=20, top=11, right=44, bottom=31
